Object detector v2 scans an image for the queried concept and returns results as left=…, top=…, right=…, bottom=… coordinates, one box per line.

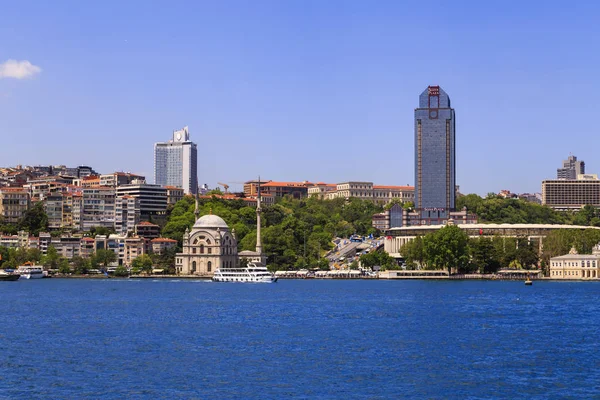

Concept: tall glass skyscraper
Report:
left=415, top=86, right=455, bottom=221
left=154, top=126, right=198, bottom=194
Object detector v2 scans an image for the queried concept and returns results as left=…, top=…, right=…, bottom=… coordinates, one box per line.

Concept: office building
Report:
left=115, top=180, right=167, bottom=221
left=415, top=85, right=455, bottom=221
left=542, top=177, right=600, bottom=211
left=557, top=155, right=585, bottom=180
left=154, top=126, right=198, bottom=194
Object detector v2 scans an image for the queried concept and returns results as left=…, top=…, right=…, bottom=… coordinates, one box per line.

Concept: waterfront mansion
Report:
left=549, top=244, right=600, bottom=280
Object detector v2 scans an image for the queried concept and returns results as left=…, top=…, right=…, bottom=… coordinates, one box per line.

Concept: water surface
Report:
left=0, top=279, right=598, bottom=399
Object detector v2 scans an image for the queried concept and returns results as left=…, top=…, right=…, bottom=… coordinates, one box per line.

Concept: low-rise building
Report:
left=151, top=238, right=178, bottom=254
left=165, top=186, right=185, bottom=205
left=135, top=221, right=161, bottom=239
left=549, top=245, right=600, bottom=279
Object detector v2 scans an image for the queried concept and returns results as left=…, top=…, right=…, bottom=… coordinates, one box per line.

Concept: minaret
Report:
left=256, top=176, right=263, bottom=256
left=194, top=180, right=200, bottom=220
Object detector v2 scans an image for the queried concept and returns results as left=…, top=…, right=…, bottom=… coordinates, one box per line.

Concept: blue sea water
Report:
left=0, top=279, right=598, bottom=399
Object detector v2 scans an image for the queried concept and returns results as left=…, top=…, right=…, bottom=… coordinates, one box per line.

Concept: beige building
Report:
left=542, top=178, right=600, bottom=211
left=0, top=187, right=30, bottom=224
left=310, top=181, right=415, bottom=205
left=549, top=245, right=600, bottom=280
left=175, top=214, right=238, bottom=276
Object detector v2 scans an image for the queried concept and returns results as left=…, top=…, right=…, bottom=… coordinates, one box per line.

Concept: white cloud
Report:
left=0, top=59, right=42, bottom=79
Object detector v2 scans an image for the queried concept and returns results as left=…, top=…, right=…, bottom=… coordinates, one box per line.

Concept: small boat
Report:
left=525, top=273, right=533, bottom=285
left=16, top=264, right=46, bottom=280
left=0, top=270, right=20, bottom=281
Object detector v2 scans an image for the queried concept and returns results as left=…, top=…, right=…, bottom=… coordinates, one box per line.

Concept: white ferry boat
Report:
left=16, top=264, right=45, bottom=280
left=212, top=262, right=277, bottom=283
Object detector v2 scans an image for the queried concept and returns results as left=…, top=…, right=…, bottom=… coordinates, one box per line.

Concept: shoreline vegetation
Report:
left=2, top=194, right=600, bottom=277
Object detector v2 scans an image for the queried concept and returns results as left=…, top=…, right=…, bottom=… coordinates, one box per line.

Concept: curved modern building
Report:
left=415, top=86, right=455, bottom=223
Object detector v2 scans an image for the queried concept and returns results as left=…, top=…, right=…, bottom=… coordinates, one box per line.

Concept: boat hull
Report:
left=0, top=274, right=20, bottom=281
left=18, top=273, right=44, bottom=280
left=212, top=276, right=277, bottom=283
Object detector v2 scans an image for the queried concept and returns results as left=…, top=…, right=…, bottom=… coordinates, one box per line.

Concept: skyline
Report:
left=1, top=1, right=599, bottom=195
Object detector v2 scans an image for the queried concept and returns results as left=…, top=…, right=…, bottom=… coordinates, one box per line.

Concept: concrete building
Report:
left=45, top=194, right=64, bottom=229
left=115, top=195, right=141, bottom=235
left=100, top=172, right=146, bottom=187
left=154, top=126, right=198, bottom=194
left=81, top=187, right=116, bottom=231
left=165, top=186, right=185, bottom=205
left=0, top=187, right=30, bottom=224
left=307, top=183, right=337, bottom=199
left=415, top=85, right=455, bottom=222
left=259, top=181, right=311, bottom=199
left=542, top=178, right=600, bottom=211
left=151, top=238, right=178, bottom=255
left=115, top=180, right=167, bottom=221
left=308, top=182, right=415, bottom=205
left=134, top=221, right=161, bottom=239
left=549, top=245, right=600, bottom=279
left=557, top=155, right=585, bottom=180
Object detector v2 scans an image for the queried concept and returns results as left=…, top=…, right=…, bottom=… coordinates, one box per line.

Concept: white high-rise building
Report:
left=154, top=126, right=198, bottom=194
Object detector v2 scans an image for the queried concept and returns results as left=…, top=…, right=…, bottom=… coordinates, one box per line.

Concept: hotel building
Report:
left=154, top=126, right=198, bottom=194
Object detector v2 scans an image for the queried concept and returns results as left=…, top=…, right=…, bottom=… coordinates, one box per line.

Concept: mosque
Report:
left=175, top=183, right=265, bottom=276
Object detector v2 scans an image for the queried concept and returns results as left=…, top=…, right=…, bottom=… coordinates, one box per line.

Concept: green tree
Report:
left=469, top=237, right=501, bottom=273
left=359, top=250, right=396, bottom=271
left=93, top=249, right=117, bottom=272
left=113, top=266, right=129, bottom=277
left=18, top=202, right=48, bottom=236
left=71, top=256, right=90, bottom=274
left=423, top=225, right=470, bottom=273
left=41, top=246, right=61, bottom=270
left=132, top=254, right=153, bottom=274
left=58, top=258, right=71, bottom=274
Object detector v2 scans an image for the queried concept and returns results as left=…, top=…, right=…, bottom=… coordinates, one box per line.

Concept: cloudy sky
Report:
left=1, top=0, right=599, bottom=195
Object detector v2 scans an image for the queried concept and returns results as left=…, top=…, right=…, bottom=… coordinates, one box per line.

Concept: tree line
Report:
left=400, top=225, right=600, bottom=275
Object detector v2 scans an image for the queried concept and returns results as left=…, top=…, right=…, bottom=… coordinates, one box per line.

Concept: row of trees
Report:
left=401, top=225, right=600, bottom=275
left=400, top=225, right=540, bottom=274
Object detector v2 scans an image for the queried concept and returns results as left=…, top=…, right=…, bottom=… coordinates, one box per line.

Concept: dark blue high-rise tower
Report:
left=414, top=86, right=455, bottom=222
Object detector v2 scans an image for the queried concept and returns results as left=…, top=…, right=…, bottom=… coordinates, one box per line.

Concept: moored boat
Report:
left=212, top=262, right=277, bottom=283
left=0, top=270, right=20, bottom=281
left=16, top=264, right=45, bottom=280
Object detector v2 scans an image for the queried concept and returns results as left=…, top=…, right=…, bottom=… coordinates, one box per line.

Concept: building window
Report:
left=200, top=244, right=204, bottom=254
left=208, top=248, right=212, bottom=254
left=208, top=261, right=211, bottom=272
left=192, top=261, right=197, bottom=272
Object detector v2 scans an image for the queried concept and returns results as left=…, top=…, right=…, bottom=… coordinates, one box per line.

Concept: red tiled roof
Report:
left=137, top=221, right=159, bottom=226
left=151, top=238, right=177, bottom=243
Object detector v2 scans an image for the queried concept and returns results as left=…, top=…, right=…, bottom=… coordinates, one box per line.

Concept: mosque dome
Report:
left=193, top=214, right=229, bottom=230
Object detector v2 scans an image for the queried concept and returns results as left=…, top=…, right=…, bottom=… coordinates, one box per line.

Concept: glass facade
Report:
left=154, top=141, right=197, bottom=194
left=414, top=86, right=455, bottom=220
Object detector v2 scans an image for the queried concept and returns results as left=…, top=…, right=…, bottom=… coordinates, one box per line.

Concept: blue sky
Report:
left=1, top=0, right=599, bottom=195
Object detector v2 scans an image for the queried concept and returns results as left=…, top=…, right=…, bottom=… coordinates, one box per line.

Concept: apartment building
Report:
left=81, top=187, right=116, bottom=231
left=0, top=187, right=30, bottom=224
